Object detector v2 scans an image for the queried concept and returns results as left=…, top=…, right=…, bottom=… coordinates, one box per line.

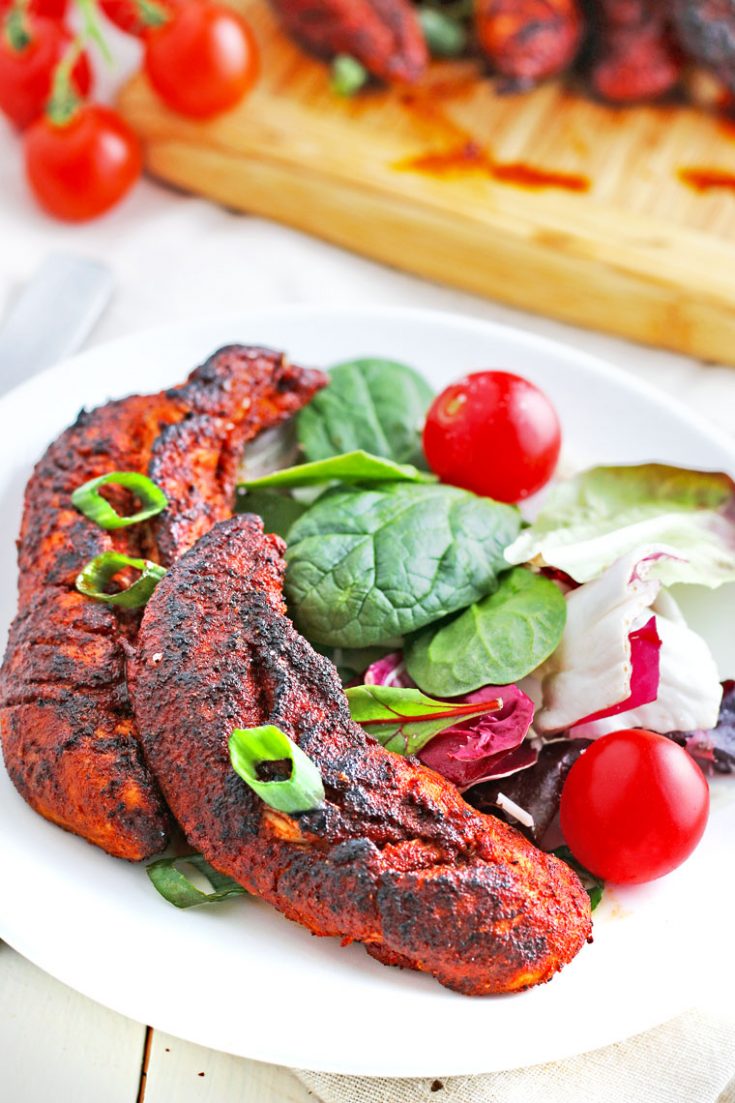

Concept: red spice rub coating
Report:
left=131, top=515, right=592, bottom=995
left=0, top=348, right=325, bottom=859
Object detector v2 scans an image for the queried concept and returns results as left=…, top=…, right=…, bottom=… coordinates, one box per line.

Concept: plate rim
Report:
left=0, top=304, right=733, bottom=1077
left=3, top=303, right=735, bottom=461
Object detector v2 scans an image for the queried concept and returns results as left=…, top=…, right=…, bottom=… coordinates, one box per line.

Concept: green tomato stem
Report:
left=47, top=39, right=84, bottom=126
left=4, top=0, right=32, bottom=53
left=74, top=0, right=113, bottom=64
left=47, top=0, right=116, bottom=126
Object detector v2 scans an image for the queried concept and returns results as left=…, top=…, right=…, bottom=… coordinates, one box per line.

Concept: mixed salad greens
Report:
left=77, top=356, right=729, bottom=909
left=233, top=357, right=734, bottom=898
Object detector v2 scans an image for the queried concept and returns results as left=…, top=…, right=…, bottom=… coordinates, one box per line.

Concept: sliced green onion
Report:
left=75, top=552, right=166, bottom=609
left=72, top=471, right=168, bottom=530
left=418, top=8, right=468, bottom=58
left=229, top=725, right=325, bottom=814
left=146, top=854, right=248, bottom=909
left=330, top=54, right=369, bottom=97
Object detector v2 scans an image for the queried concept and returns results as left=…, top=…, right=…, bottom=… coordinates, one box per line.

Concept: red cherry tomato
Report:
left=24, top=104, right=142, bottom=221
left=560, top=729, right=710, bottom=885
left=99, top=0, right=180, bottom=38
left=0, top=15, right=92, bottom=130
left=0, top=0, right=68, bottom=20
left=144, top=0, right=259, bottom=119
left=422, top=370, right=562, bottom=503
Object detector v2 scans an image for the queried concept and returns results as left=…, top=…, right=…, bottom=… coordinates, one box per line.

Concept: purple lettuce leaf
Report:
left=364, top=652, right=415, bottom=689
left=466, top=739, right=590, bottom=844
left=417, top=685, right=536, bottom=789
left=667, top=680, right=735, bottom=774
left=364, top=653, right=536, bottom=787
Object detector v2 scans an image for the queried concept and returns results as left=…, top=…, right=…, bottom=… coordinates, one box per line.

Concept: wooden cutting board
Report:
left=118, top=0, right=735, bottom=365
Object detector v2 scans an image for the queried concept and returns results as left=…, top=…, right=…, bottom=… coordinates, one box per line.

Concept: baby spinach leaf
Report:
left=346, top=684, right=502, bottom=755
left=405, top=568, right=566, bottom=697
left=285, top=483, right=520, bottom=648
left=296, top=358, right=434, bottom=468
left=553, top=846, right=604, bottom=911
left=235, top=488, right=308, bottom=540
left=316, top=644, right=393, bottom=685
left=240, top=450, right=435, bottom=490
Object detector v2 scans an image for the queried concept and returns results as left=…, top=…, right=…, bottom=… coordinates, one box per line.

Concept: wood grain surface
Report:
left=0, top=945, right=314, bottom=1103
left=118, top=1, right=735, bottom=365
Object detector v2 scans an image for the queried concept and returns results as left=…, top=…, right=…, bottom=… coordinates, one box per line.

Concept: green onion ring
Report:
left=229, top=725, right=325, bottom=814
left=146, top=854, right=247, bottom=909
left=75, top=552, right=166, bottom=609
left=72, top=471, right=168, bottom=530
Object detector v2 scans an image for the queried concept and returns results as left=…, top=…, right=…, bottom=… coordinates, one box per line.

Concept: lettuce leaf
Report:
left=573, top=590, right=723, bottom=739
left=362, top=653, right=536, bottom=789
left=505, top=464, right=735, bottom=588
left=536, top=552, right=663, bottom=733
left=417, top=684, right=536, bottom=790
left=536, top=551, right=722, bottom=737
left=364, top=651, right=415, bottom=689
left=467, top=740, right=589, bottom=844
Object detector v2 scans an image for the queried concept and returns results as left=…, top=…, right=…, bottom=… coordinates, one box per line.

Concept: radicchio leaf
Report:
left=364, top=652, right=415, bottom=689
left=574, top=615, right=661, bottom=726
left=362, top=653, right=536, bottom=788
left=417, top=685, right=536, bottom=790
left=573, top=589, right=722, bottom=739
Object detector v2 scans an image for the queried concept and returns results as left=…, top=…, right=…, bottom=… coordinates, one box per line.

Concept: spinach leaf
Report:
left=553, top=846, right=604, bottom=911
left=285, top=483, right=520, bottom=648
left=346, top=684, right=502, bottom=755
left=296, top=358, right=434, bottom=468
left=316, top=644, right=392, bottom=685
left=405, top=568, right=566, bottom=697
left=240, top=450, right=434, bottom=490
left=235, top=488, right=308, bottom=540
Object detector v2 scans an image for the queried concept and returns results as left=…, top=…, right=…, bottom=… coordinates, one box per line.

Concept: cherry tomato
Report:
left=560, top=729, right=710, bottom=885
left=423, top=370, right=562, bottom=503
left=0, top=14, right=92, bottom=129
left=99, top=0, right=180, bottom=38
left=25, top=104, right=142, bottom=221
left=0, top=0, right=68, bottom=20
left=144, top=0, right=259, bottom=119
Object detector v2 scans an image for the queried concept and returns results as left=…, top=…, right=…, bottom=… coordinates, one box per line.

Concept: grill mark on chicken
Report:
left=131, top=515, right=592, bottom=995
left=0, top=348, right=325, bottom=860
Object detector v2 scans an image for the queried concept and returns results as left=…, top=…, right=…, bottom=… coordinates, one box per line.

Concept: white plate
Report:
left=1, top=307, right=733, bottom=1078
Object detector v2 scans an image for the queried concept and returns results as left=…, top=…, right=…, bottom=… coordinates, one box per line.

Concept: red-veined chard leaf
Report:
left=345, top=684, right=502, bottom=755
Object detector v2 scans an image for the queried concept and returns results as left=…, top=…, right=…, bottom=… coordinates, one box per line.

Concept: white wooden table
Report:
left=1, top=944, right=313, bottom=1103
left=3, top=98, right=735, bottom=1102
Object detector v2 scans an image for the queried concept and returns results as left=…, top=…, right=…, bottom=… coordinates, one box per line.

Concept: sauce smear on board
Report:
left=396, top=140, right=589, bottom=192
left=680, top=167, right=735, bottom=193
